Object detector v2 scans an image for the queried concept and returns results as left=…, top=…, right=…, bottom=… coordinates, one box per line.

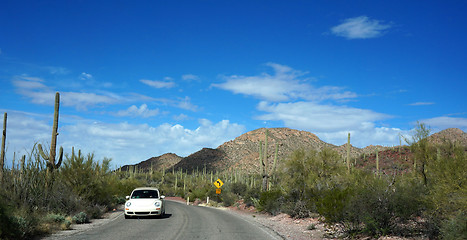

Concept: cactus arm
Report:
left=272, top=143, right=278, bottom=174
left=55, top=146, right=63, bottom=169
left=38, top=144, right=50, bottom=160
left=0, top=112, right=6, bottom=182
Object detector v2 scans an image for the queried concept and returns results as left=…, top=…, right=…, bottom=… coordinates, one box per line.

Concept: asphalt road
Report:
left=59, top=200, right=283, bottom=240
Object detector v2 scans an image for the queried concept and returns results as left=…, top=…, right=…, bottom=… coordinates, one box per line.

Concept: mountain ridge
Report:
left=119, top=127, right=467, bottom=174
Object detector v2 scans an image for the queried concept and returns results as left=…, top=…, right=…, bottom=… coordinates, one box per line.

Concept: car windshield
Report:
left=131, top=190, right=159, bottom=199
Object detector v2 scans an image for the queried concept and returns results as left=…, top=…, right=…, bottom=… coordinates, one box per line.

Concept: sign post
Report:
left=213, top=178, right=223, bottom=203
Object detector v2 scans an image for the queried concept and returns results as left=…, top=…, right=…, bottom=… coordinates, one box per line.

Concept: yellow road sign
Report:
left=213, top=178, right=224, bottom=188
left=216, top=188, right=221, bottom=194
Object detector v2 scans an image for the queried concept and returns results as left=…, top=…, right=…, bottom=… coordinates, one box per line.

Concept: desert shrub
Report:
left=243, top=187, right=260, bottom=207
left=175, top=188, right=186, bottom=199
left=425, top=142, right=467, bottom=218
left=9, top=211, right=40, bottom=240
left=439, top=211, right=467, bottom=240
left=188, top=185, right=209, bottom=200
left=85, top=204, right=105, bottom=219
left=231, top=182, right=247, bottom=197
left=0, top=196, right=22, bottom=239
left=61, top=218, right=72, bottom=230
left=221, top=192, right=238, bottom=207
left=45, top=213, right=65, bottom=223
left=39, top=213, right=72, bottom=232
left=316, top=185, right=353, bottom=223
left=119, top=177, right=144, bottom=196
left=72, top=212, right=89, bottom=224
left=280, top=148, right=348, bottom=219
left=281, top=148, right=346, bottom=201
left=257, top=190, right=284, bottom=215
left=284, top=200, right=311, bottom=218
left=340, top=174, right=426, bottom=237
left=206, top=186, right=218, bottom=200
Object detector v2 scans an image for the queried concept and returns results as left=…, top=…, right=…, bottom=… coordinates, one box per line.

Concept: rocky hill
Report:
left=428, top=128, right=467, bottom=146
left=122, top=127, right=466, bottom=174
left=119, top=153, right=182, bottom=172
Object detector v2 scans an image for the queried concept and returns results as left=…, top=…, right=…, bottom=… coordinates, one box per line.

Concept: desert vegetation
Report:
left=0, top=93, right=465, bottom=239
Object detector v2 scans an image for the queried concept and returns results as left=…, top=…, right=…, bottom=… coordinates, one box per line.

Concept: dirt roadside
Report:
left=40, top=207, right=123, bottom=240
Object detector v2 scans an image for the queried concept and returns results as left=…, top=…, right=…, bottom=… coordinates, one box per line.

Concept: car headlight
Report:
left=154, top=201, right=161, bottom=207
left=125, top=202, right=131, bottom=207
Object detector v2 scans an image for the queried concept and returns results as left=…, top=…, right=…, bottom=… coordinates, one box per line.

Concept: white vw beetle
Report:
left=124, top=187, right=165, bottom=219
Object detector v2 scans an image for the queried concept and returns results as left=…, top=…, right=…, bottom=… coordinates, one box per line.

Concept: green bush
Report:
left=0, top=197, right=21, bottom=239
left=11, top=213, right=38, bottom=239
left=72, top=212, right=89, bottom=224
left=221, top=192, right=238, bottom=207
left=425, top=142, right=467, bottom=218
left=257, top=190, right=284, bottom=215
left=243, top=187, right=260, bottom=207
left=45, top=213, right=66, bottom=223
left=231, top=182, right=247, bottom=196
left=440, top=211, right=467, bottom=240
left=316, top=186, right=352, bottom=224
left=284, top=200, right=311, bottom=218
left=85, top=204, right=105, bottom=219
left=340, top=175, right=426, bottom=237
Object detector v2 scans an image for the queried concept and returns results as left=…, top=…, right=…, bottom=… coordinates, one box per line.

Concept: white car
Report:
left=124, top=187, right=165, bottom=219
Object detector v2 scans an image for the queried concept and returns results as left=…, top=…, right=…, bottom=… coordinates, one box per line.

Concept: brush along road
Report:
left=58, top=200, right=282, bottom=240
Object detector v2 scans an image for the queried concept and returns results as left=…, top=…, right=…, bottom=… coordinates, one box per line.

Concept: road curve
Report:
left=59, top=200, right=283, bottom=240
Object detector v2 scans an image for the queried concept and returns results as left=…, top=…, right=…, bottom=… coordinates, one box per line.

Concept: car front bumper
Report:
left=125, top=208, right=162, bottom=216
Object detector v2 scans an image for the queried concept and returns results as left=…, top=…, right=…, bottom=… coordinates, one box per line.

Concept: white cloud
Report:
left=331, top=16, right=391, bottom=39
left=213, top=63, right=357, bottom=102
left=175, top=96, right=199, bottom=111
left=256, top=101, right=396, bottom=147
left=0, top=111, right=52, bottom=167
left=140, top=79, right=176, bottom=89
left=182, top=74, right=199, bottom=81
left=1, top=110, right=246, bottom=168
left=116, top=104, right=160, bottom=118
left=318, top=127, right=407, bottom=148
left=408, top=102, right=435, bottom=106
left=420, top=116, right=467, bottom=131
left=46, top=66, right=69, bottom=75
left=12, top=75, right=198, bottom=113
left=12, top=75, right=122, bottom=109
left=62, top=92, right=120, bottom=109
left=257, top=101, right=389, bottom=132
left=12, top=77, right=48, bottom=90
left=173, top=113, right=189, bottom=121
left=80, top=72, right=93, bottom=80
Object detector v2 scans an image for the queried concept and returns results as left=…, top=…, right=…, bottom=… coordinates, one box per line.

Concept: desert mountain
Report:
left=121, top=127, right=466, bottom=174
left=119, top=153, right=182, bottom=172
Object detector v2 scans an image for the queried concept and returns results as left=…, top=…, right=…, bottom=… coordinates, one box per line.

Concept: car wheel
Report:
left=124, top=214, right=131, bottom=219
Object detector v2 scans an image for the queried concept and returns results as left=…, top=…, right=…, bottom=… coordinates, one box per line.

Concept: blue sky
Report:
left=1, top=1, right=466, bottom=167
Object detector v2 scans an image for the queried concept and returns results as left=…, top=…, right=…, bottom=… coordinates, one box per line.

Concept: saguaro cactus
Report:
left=38, top=92, right=63, bottom=172
left=259, top=129, right=279, bottom=191
left=0, top=112, right=6, bottom=182
left=376, top=149, right=380, bottom=176
left=346, top=132, right=351, bottom=173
